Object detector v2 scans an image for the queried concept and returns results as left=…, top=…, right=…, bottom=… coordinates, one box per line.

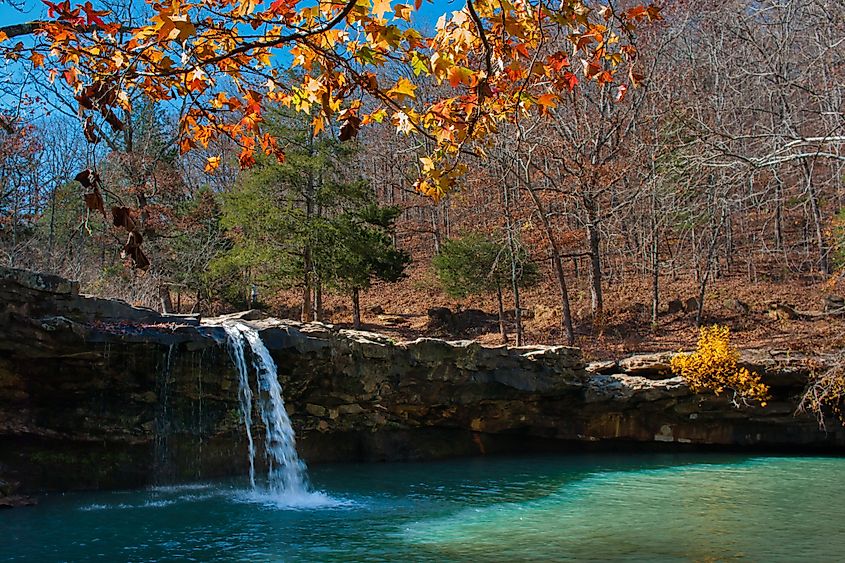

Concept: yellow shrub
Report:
left=670, top=325, right=769, bottom=407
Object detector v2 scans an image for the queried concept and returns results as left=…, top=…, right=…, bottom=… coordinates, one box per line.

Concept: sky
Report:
left=0, top=0, right=463, bottom=28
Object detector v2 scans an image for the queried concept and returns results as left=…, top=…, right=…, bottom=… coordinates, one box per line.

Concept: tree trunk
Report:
left=159, top=284, right=173, bottom=313
left=586, top=219, right=604, bottom=326
left=510, top=260, right=524, bottom=347
left=48, top=183, right=57, bottom=258
left=774, top=172, right=784, bottom=252
left=651, top=220, right=659, bottom=325
left=496, top=284, right=508, bottom=344
left=803, top=159, right=831, bottom=274
left=352, top=287, right=361, bottom=329
left=302, top=130, right=316, bottom=321
left=523, top=176, right=575, bottom=344
left=502, top=183, right=524, bottom=346
left=315, top=278, right=323, bottom=322
left=695, top=207, right=727, bottom=326
left=301, top=246, right=313, bottom=322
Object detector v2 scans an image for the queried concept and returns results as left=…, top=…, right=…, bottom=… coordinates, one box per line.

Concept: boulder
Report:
left=426, top=307, right=457, bottom=334
left=767, top=303, right=800, bottom=320
left=618, top=352, right=675, bottom=379
left=684, top=297, right=700, bottom=314
left=586, top=360, right=618, bottom=375
left=724, top=298, right=750, bottom=315
left=667, top=299, right=684, bottom=314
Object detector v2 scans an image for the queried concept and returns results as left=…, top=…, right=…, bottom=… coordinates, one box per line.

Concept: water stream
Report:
left=223, top=322, right=311, bottom=499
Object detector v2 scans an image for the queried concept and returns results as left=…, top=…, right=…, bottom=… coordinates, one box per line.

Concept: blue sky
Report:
left=0, top=0, right=463, bottom=28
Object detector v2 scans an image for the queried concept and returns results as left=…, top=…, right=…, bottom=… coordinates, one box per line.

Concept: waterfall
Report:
left=153, top=344, right=176, bottom=483
left=223, top=322, right=310, bottom=497
left=224, top=326, right=257, bottom=489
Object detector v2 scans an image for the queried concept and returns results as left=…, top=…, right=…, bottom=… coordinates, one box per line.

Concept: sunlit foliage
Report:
left=671, top=325, right=769, bottom=407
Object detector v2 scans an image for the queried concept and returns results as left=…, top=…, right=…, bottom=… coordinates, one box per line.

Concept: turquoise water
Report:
left=2, top=453, right=844, bottom=561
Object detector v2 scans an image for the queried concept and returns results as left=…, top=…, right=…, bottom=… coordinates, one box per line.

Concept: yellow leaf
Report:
left=312, top=116, right=325, bottom=136
left=0, top=31, right=8, bottom=43
left=387, top=77, right=416, bottom=101
left=205, top=156, right=221, bottom=173
left=372, top=0, right=392, bottom=18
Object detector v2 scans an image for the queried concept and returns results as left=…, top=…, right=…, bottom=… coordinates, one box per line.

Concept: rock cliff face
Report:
left=1, top=266, right=843, bottom=498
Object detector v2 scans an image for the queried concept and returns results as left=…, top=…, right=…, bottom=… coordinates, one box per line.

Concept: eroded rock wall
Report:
left=1, top=266, right=843, bottom=497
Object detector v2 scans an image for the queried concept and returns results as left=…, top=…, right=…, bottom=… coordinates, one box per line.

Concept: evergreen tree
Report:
left=319, top=204, right=411, bottom=328
left=433, top=232, right=538, bottom=343
left=213, top=108, right=409, bottom=320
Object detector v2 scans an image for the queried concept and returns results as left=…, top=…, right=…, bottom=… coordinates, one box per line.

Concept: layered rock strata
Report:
left=1, top=266, right=842, bottom=498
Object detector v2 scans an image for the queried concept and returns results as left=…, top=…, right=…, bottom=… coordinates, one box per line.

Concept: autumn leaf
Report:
left=83, top=188, right=106, bottom=219
left=62, top=67, right=78, bottom=86
left=447, top=66, right=475, bottom=87
left=205, top=156, right=221, bottom=173
left=372, top=0, right=392, bottom=18
left=81, top=2, right=109, bottom=27
left=339, top=115, right=362, bottom=141
left=536, top=93, right=558, bottom=109
left=614, top=83, right=628, bottom=102
left=111, top=206, right=137, bottom=231
left=387, top=77, right=417, bottom=101
left=394, top=3, right=413, bottom=21
left=562, top=71, right=578, bottom=91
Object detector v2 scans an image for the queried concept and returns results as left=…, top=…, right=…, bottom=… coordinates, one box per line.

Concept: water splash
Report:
left=223, top=322, right=310, bottom=499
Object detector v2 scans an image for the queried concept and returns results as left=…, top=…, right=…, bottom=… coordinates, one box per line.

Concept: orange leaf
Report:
left=536, top=93, right=558, bottom=109
left=205, top=156, right=221, bottom=173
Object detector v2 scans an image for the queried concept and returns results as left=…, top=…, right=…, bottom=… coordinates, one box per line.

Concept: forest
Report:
left=1, top=0, right=844, bottom=358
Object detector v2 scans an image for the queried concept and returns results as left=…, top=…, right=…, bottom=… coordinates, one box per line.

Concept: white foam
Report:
left=78, top=499, right=177, bottom=511
left=147, top=483, right=213, bottom=493
left=231, top=488, right=356, bottom=510
left=141, top=499, right=177, bottom=508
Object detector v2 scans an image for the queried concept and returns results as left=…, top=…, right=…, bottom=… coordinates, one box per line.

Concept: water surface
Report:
left=2, top=453, right=843, bottom=561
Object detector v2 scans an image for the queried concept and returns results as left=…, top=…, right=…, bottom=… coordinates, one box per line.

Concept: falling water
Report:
left=153, top=343, right=176, bottom=483
left=224, top=325, right=257, bottom=488
left=223, top=322, right=310, bottom=497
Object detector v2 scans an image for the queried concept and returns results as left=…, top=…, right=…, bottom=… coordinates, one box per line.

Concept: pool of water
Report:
left=2, top=453, right=843, bottom=561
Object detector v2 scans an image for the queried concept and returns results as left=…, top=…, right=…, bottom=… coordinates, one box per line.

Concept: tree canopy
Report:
left=0, top=0, right=659, bottom=198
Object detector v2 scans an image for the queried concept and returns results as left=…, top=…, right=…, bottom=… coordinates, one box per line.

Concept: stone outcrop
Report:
left=1, top=266, right=843, bottom=499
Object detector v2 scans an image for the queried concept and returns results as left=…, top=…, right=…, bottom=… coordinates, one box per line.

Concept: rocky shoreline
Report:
left=1, top=266, right=843, bottom=504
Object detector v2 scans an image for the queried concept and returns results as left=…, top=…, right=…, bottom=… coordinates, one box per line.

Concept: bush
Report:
left=670, top=325, right=769, bottom=407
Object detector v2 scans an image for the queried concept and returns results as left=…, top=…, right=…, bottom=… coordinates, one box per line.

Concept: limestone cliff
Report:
left=1, top=266, right=842, bottom=499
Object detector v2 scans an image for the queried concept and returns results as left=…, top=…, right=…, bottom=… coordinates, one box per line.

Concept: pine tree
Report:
left=433, top=233, right=538, bottom=343
left=319, top=204, right=410, bottom=329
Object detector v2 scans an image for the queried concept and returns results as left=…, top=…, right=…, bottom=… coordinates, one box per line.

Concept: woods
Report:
left=0, top=0, right=843, bottom=348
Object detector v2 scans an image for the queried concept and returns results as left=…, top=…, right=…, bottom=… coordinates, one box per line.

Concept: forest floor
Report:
left=262, top=266, right=845, bottom=361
